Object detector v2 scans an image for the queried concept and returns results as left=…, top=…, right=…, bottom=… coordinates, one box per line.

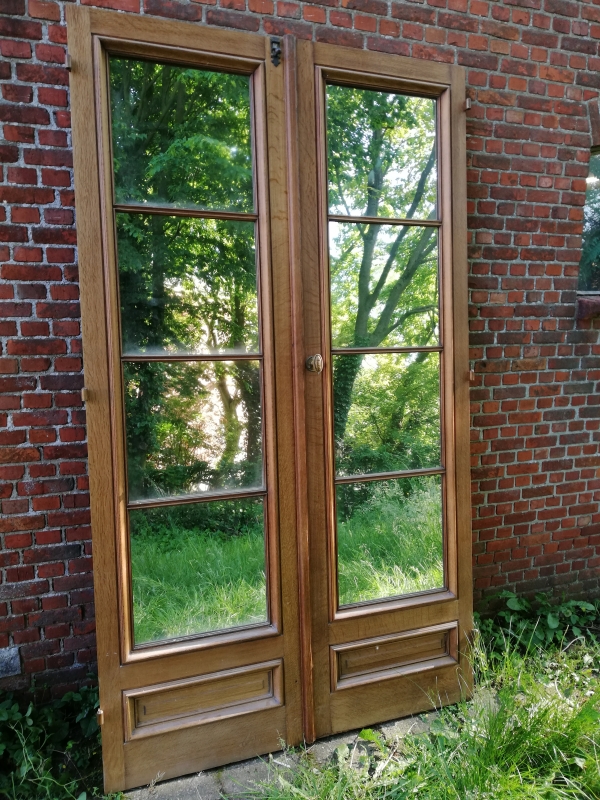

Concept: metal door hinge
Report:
left=464, top=98, right=472, bottom=111
left=81, top=387, right=89, bottom=402
left=97, top=708, right=104, bottom=726
left=270, top=37, right=282, bottom=67
left=66, top=53, right=72, bottom=71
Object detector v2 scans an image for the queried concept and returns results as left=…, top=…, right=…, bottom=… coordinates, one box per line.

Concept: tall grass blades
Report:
left=337, top=477, right=444, bottom=605
left=250, top=636, right=600, bottom=800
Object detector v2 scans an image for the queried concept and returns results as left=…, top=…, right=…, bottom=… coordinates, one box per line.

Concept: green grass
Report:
left=130, top=480, right=443, bottom=643
left=249, top=635, right=600, bottom=800
left=130, top=526, right=268, bottom=644
left=337, top=478, right=444, bottom=605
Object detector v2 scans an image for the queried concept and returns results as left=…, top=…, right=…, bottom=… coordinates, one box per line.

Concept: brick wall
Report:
left=0, top=0, right=599, bottom=695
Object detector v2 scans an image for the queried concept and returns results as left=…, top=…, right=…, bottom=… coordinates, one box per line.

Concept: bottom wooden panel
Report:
left=328, top=661, right=465, bottom=735
left=121, top=704, right=287, bottom=791
left=123, top=660, right=283, bottom=740
left=331, top=623, right=458, bottom=690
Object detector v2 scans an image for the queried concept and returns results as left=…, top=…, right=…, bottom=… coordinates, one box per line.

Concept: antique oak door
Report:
left=68, top=7, right=471, bottom=792
left=292, top=42, right=472, bottom=740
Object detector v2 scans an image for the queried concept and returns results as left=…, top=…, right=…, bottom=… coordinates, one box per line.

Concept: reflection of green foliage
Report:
left=117, top=215, right=258, bottom=354
left=327, top=86, right=436, bottom=218
left=110, top=58, right=261, bottom=502
left=337, top=477, right=444, bottom=605
left=327, top=86, right=440, bottom=458
left=110, top=58, right=253, bottom=210
left=335, top=352, right=440, bottom=477
left=579, top=152, right=600, bottom=291
left=124, top=361, right=262, bottom=500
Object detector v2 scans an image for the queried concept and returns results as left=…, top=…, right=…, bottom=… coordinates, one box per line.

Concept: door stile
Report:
left=293, top=44, right=335, bottom=738
left=67, top=7, right=126, bottom=790
left=449, top=67, right=473, bottom=663
left=282, top=34, right=316, bottom=744
left=262, top=35, right=304, bottom=747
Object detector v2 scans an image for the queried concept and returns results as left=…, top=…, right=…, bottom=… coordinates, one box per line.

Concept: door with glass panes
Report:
left=68, top=7, right=471, bottom=792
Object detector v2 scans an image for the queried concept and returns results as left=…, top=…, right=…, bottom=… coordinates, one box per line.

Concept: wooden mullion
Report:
left=114, top=202, right=258, bottom=222
left=126, top=487, right=267, bottom=511
left=331, top=345, right=442, bottom=355
left=334, top=467, right=445, bottom=485
left=328, top=214, right=441, bottom=227
left=120, top=353, right=263, bottom=362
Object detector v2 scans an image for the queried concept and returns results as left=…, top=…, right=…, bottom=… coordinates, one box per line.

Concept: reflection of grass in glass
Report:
left=337, top=478, right=444, bottom=606
left=130, top=525, right=267, bottom=645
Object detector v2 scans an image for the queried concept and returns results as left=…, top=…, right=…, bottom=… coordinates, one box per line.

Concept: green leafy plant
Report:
left=0, top=685, right=111, bottom=800
left=249, top=634, right=600, bottom=800
left=476, top=591, right=600, bottom=654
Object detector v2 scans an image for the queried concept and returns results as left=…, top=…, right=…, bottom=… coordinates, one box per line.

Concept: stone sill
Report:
left=577, top=294, right=600, bottom=321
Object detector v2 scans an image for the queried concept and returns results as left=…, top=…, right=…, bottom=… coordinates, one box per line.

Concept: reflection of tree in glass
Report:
left=579, top=153, right=600, bottom=292
left=117, top=215, right=258, bottom=355
left=110, top=59, right=253, bottom=210
left=110, top=59, right=262, bottom=502
left=335, top=353, right=440, bottom=479
left=124, top=361, right=262, bottom=501
left=327, top=86, right=440, bottom=466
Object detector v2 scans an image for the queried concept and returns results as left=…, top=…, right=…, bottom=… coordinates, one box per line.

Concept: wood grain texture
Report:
left=298, top=42, right=472, bottom=741
left=68, top=8, right=303, bottom=792
left=68, top=14, right=472, bottom=786
left=124, top=660, right=283, bottom=739
left=329, top=662, right=463, bottom=733
left=332, top=623, right=457, bottom=689
left=123, top=706, right=287, bottom=789
left=263, top=34, right=304, bottom=748
left=313, top=44, right=453, bottom=86
left=284, top=34, right=315, bottom=744
left=66, top=6, right=125, bottom=791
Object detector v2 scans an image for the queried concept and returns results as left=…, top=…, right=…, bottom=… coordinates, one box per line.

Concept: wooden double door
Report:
left=68, top=7, right=472, bottom=793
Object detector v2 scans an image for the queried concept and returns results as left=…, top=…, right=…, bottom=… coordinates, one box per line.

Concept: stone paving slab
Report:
left=125, top=711, right=439, bottom=800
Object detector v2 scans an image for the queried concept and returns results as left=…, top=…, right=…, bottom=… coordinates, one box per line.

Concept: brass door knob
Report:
left=306, top=354, right=324, bottom=373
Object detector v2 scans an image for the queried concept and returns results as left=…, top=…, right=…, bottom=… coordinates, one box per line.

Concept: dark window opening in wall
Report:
left=579, top=147, right=600, bottom=293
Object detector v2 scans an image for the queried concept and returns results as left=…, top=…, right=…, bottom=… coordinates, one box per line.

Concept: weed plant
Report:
left=1, top=597, right=598, bottom=798
left=0, top=686, right=105, bottom=800
left=250, top=632, right=600, bottom=800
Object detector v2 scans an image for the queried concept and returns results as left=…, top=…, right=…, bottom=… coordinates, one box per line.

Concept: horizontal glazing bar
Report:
left=114, top=203, right=258, bottom=222
left=127, top=487, right=267, bottom=511
left=328, top=215, right=441, bottom=227
left=331, top=346, right=442, bottom=355
left=121, top=353, right=263, bottom=362
left=335, top=467, right=444, bottom=485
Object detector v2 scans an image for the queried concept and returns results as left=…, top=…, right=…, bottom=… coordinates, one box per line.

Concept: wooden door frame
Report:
left=67, top=8, right=305, bottom=790
left=290, top=39, right=472, bottom=738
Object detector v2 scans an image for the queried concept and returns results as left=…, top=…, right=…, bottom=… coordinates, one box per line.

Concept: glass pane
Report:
left=326, top=85, right=436, bottom=220
left=333, top=352, right=440, bottom=477
left=116, top=214, right=258, bottom=356
left=329, top=222, right=439, bottom=348
left=336, top=475, right=444, bottom=606
left=580, top=151, right=600, bottom=291
left=124, top=360, right=262, bottom=502
left=130, top=498, right=267, bottom=644
left=110, top=58, right=253, bottom=212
